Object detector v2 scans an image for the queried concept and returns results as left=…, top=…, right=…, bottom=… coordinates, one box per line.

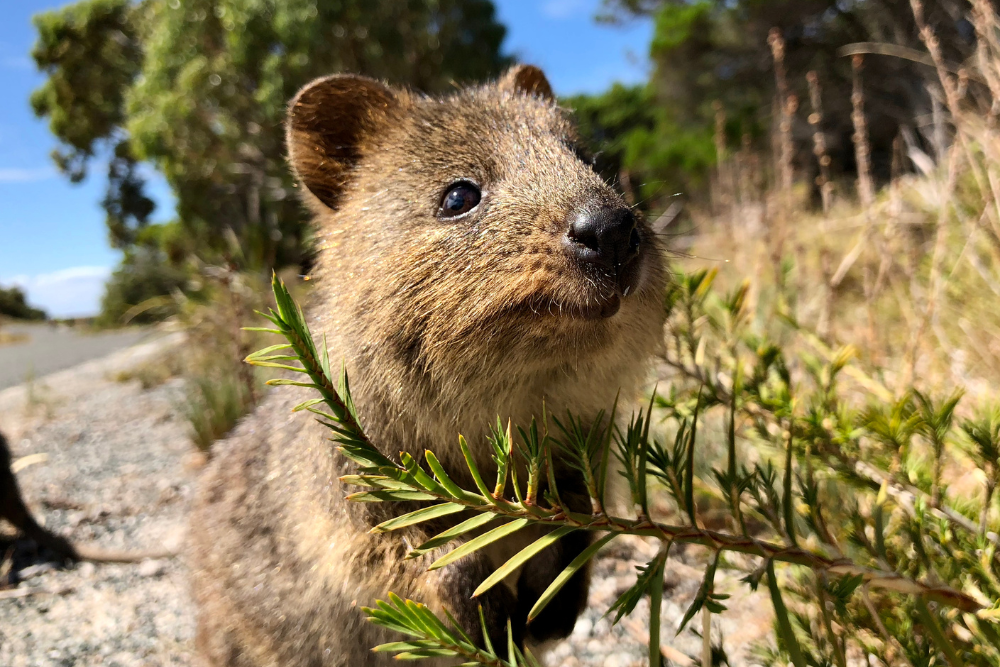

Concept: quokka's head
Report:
left=287, top=65, right=666, bottom=387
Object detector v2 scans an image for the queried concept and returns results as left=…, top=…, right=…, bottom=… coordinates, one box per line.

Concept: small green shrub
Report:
left=185, top=372, right=256, bottom=452
left=178, top=266, right=276, bottom=452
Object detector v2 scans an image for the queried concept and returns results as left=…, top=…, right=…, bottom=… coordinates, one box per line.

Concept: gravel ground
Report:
left=546, top=535, right=773, bottom=667
left=0, top=336, right=772, bottom=666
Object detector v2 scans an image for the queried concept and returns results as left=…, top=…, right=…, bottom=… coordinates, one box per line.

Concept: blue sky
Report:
left=0, top=0, right=652, bottom=318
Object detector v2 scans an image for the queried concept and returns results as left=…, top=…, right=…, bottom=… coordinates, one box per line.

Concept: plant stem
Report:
left=354, top=476, right=981, bottom=611
left=649, top=550, right=667, bottom=667
left=701, top=607, right=711, bottom=667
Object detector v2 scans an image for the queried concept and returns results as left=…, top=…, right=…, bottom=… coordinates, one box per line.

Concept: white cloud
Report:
left=0, top=168, right=55, bottom=184
left=3, top=266, right=112, bottom=319
left=542, top=0, right=589, bottom=20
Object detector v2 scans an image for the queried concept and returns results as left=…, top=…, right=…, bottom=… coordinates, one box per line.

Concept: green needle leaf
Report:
left=506, top=619, right=516, bottom=666
left=264, top=378, right=321, bottom=388
left=292, top=398, right=326, bottom=412
left=478, top=606, right=495, bottom=655
left=473, top=527, right=576, bottom=597
left=678, top=549, right=719, bottom=633
left=347, top=490, right=438, bottom=502
left=916, top=598, right=964, bottom=667
left=459, top=435, right=494, bottom=500
left=425, top=450, right=484, bottom=503
left=407, top=512, right=499, bottom=559
left=529, top=533, right=615, bottom=621
left=245, top=343, right=293, bottom=358
left=371, top=502, right=467, bottom=533
left=429, top=519, right=530, bottom=571
left=372, top=640, right=443, bottom=652
left=399, top=452, right=450, bottom=497
left=394, top=648, right=460, bottom=659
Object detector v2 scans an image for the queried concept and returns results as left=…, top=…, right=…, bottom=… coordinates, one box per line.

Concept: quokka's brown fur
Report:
left=188, top=65, right=667, bottom=666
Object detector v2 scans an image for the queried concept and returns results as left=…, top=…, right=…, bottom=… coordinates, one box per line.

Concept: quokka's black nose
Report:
left=565, top=207, right=641, bottom=271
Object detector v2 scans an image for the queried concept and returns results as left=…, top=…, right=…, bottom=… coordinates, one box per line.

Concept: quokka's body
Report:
left=189, top=66, right=667, bottom=666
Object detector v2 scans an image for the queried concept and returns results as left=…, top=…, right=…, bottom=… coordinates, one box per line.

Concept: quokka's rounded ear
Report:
left=498, top=64, right=554, bottom=102
left=286, top=74, right=400, bottom=210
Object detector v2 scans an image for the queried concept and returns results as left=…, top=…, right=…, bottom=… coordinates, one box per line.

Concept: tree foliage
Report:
left=578, top=0, right=1000, bottom=208
left=97, top=246, right=190, bottom=326
left=0, top=287, right=46, bottom=321
left=567, top=83, right=714, bottom=210
left=31, top=0, right=510, bottom=316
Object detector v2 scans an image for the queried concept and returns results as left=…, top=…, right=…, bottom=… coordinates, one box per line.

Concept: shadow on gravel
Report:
left=0, top=533, right=73, bottom=592
left=1, top=431, right=78, bottom=590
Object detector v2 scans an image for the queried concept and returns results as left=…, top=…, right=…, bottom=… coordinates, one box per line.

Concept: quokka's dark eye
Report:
left=438, top=181, right=481, bottom=218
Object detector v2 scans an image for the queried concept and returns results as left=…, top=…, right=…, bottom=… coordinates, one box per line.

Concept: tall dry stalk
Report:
left=806, top=71, right=833, bottom=213
left=971, top=0, right=1000, bottom=120
left=808, top=70, right=836, bottom=337
left=736, top=133, right=754, bottom=205
left=898, top=0, right=987, bottom=389
left=827, top=56, right=877, bottom=301
left=850, top=55, right=875, bottom=207
left=904, top=139, right=962, bottom=389
left=769, top=28, right=794, bottom=196
left=910, top=0, right=964, bottom=127
left=970, top=0, right=1000, bottom=242
left=713, top=100, right=735, bottom=220
left=768, top=28, right=797, bottom=291
left=713, top=100, right=726, bottom=173
left=912, top=0, right=987, bottom=196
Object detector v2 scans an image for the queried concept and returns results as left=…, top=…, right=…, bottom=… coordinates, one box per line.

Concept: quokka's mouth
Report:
left=520, top=289, right=623, bottom=321
left=566, top=293, right=621, bottom=320
left=565, top=253, right=647, bottom=320
left=514, top=251, right=650, bottom=322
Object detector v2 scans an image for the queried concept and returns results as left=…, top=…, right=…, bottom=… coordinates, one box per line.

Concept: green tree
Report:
left=97, top=246, right=190, bottom=326
left=0, top=287, right=47, bottom=321
left=31, top=0, right=510, bottom=317
left=566, top=83, right=713, bottom=211
left=31, top=0, right=152, bottom=249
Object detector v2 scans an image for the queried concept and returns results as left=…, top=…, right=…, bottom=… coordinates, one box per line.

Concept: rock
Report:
left=182, top=451, right=208, bottom=471
left=137, top=559, right=166, bottom=578
left=605, top=652, right=633, bottom=667
left=571, top=617, right=593, bottom=639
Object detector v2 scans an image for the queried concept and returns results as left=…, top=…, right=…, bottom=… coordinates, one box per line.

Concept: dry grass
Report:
left=111, top=352, right=184, bottom=390
left=0, top=331, right=29, bottom=347
left=170, top=265, right=300, bottom=452
left=681, top=0, right=1000, bottom=407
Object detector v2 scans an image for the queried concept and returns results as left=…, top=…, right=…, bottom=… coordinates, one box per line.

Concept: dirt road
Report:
left=0, top=323, right=153, bottom=391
